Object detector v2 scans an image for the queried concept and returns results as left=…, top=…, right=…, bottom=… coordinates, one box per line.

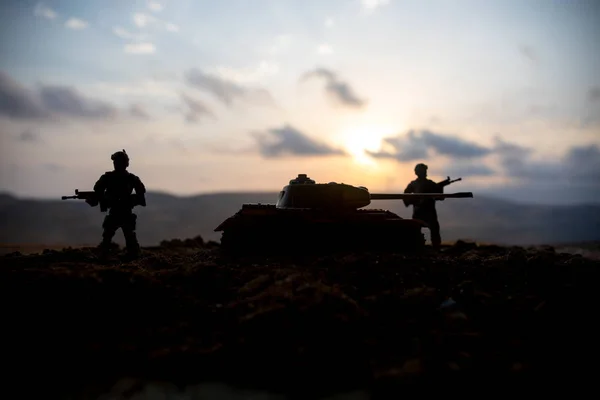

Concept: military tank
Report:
left=215, top=174, right=473, bottom=253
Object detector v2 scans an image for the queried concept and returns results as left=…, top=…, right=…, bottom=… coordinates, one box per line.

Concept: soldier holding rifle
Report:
left=62, top=150, right=147, bottom=259
left=403, top=163, right=461, bottom=248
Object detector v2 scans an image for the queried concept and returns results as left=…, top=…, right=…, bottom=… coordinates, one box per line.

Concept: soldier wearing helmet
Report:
left=93, top=149, right=146, bottom=258
left=403, top=163, right=443, bottom=248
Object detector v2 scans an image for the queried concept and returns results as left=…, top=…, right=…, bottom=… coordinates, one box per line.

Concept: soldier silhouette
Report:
left=403, top=163, right=443, bottom=248
left=94, top=150, right=146, bottom=258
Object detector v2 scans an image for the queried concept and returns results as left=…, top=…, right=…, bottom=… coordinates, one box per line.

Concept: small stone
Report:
left=448, top=362, right=460, bottom=371
left=512, top=362, right=524, bottom=372
left=401, top=358, right=423, bottom=375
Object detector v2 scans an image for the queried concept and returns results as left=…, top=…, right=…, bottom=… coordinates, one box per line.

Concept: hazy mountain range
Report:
left=1, top=191, right=599, bottom=247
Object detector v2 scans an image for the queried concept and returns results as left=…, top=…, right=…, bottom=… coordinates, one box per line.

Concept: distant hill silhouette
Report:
left=0, top=191, right=599, bottom=247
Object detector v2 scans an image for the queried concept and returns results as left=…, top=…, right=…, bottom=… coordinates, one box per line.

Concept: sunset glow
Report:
left=0, top=0, right=598, bottom=204
left=340, top=122, right=397, bottom=166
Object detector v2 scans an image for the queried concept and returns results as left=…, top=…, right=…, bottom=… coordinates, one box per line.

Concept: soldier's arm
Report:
left=436, top=180, right=445, bottom=194
left=132, top=175, right=147, bottom=206
left=133, top=175, right=146, bottom=195
left=431, top=180, right=445, bottom=200
left=93, top=174, right=107, bottom=195
left=403, top=182, right=414, bottom=207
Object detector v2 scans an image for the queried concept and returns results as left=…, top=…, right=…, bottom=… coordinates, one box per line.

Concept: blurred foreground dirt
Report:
left=1, top=238, right=600, bottom=398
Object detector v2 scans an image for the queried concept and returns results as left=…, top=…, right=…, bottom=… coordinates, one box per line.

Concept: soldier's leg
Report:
left=429, top=218, right=442, bottom=248
left=99, top=215, right=118, bottom=250
left=414, top=210, right=435, bottom=246
left=122, top=213, right=140, bottom=256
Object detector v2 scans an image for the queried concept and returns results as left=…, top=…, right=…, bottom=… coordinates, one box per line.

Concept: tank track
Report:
left=219, top=222, right=425, bottom=255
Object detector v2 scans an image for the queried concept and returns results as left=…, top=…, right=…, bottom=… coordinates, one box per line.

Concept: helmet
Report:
left=111, top=149, right=129, bottom=162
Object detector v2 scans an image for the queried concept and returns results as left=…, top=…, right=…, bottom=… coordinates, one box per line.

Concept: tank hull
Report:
left=215, top=204, right=428, bottom=254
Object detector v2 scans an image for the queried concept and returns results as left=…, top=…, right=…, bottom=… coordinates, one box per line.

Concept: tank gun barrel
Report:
left=370, top=192, right=473, bottom=200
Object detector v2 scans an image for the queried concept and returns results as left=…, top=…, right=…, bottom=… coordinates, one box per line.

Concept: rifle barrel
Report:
left=370, top=192, right=473, bottom=200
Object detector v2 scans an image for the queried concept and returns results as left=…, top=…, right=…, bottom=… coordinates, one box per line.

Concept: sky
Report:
left=0, top=0, right=599, bottom=205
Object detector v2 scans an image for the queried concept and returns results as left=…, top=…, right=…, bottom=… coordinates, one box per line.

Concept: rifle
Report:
left=402, top=177, right=464, bottom=207
left=61, top=189, right=145, bottom=211
left=437, top=176, right=462, bottom=188
left=61, top=189, right=107, bottom=211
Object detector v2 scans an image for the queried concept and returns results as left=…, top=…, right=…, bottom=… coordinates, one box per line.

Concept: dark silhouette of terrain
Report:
left=2, top=239, right=600, bottom=398
left=1, top=190, right=599, bottom=247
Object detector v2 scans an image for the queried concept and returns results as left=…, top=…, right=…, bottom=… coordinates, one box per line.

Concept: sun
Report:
left=341, top=123, right=396, bottom=166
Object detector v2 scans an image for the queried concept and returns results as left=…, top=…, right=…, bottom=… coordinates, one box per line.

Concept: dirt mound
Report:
left=1, top=240, right=599, bottom=397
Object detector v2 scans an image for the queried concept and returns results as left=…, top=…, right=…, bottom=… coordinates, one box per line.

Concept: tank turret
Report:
left=215, top=174, right=474, bottom=254
left=275, top=174, right=473, bottom=210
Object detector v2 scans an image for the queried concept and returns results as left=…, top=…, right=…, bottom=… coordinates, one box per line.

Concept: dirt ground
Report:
left=2, top=238, right=600, bottom=398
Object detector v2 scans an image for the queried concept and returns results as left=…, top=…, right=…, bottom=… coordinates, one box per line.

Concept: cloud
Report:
left=518, top=44, right=539, bottom=65
left=563, top=145, right=600, bottom=181
left=367, top=129, right=492, bottom=161
left=317, top=44, right=333, bottom=55
left=419, top=131, right=492, bottom=158
left=113, top=24, right=160, bottom=54
left=180, top=93, right=215, bottom=123
left=253, top=124, right=346, bottom=158
left=442, top=163, right=497, bottom=178
left=39, top=86, right=118, bottom=119
left=267, top=35, right=292, bottom=55
left=361, top=0, right=390, bottom=12
left=34, top=3, right=57, bottom=20
left=147, top=1, right=163, bottom=12
left=325, top=17, right=335, bottom=28
left=113, top=27, right=131, bottom=39
left=185, top=69, right=243, bottom=106
left=493, top=136, right=532, bottom=162
left=124, top=42, right=156, bottom=54
left=129, top=104, right=150, bottom=119
left=365, top=128, right=600, bottom=192
left=165, top=23, right=179, bottom=32
left=87, top=80, right=176, bottom=99
left=208, top=61, right=279, bottom=85
left=184, top=68, right=274, bottom=107
left=112, top=27, right=147, bottom=41
left=18, top=130, right=39, bottom=142
left=581, top=86, right=600, bottom=128
left=368, top=136, right=428, bottom=161
left=588, top=86, right=600, bottom=103
left=131, top=12, right=177, bottom=33
left=493, top=136, right=542, bottom=177
left=495, top=137, right=600, bottom=183
left=0, top=71, right=49, bottom=119
left=41, top=163, right=64, bottom=172
left=301, top=68, right=366, bottom=108
left=65, top=18, right=88, bottom=30
left=0, top=70, right=129, bottom=122
left=133, top=13, right=157, bottom=28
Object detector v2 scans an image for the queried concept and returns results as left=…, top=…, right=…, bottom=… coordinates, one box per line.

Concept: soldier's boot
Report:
left=124, top=230, right=141, bottom=260
left=98, top=215, right=119, bottom=254
left=430, top=228, right=442, bottom=250
left=98, top=229, right=117, bottom=254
